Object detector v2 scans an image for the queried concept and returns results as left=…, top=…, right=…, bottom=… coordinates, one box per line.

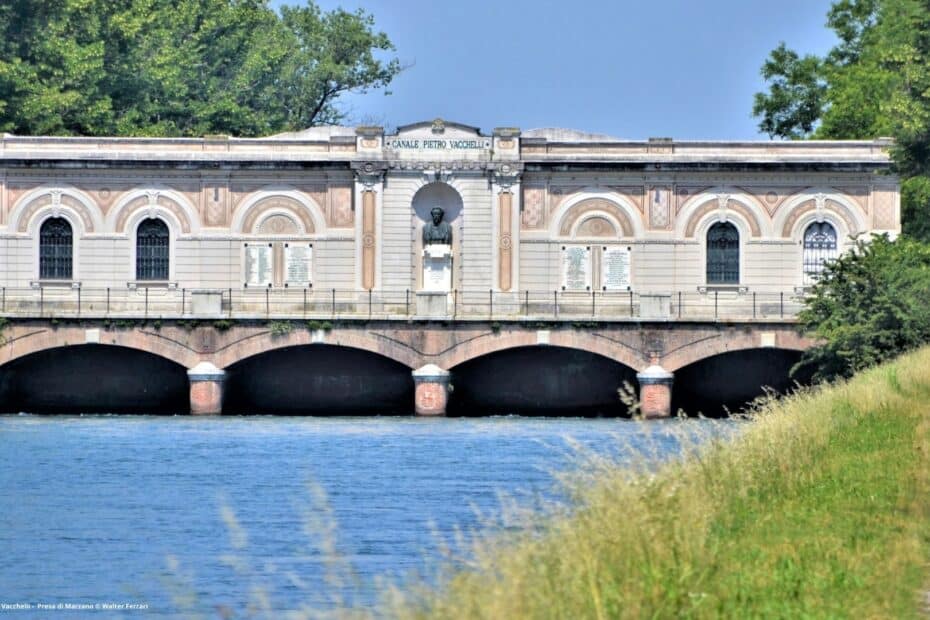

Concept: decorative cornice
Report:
left=351, top=161, right=387, bottom=189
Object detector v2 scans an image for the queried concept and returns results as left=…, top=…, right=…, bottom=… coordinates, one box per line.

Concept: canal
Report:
left=0, top=415, right=730, bottom=617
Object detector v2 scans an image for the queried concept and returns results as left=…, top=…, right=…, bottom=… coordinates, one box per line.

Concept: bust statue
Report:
left=422, top=206, right=453, bottom=245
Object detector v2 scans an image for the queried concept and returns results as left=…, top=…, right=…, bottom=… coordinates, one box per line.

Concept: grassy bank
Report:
left=385, top=347, right=930, bottom=619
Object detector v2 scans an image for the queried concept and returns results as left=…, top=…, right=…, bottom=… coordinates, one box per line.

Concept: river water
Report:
left=0, top=415, right=727, bottom=617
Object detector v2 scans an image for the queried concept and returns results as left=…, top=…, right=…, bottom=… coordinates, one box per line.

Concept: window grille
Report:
left=39, top=217, right=73, bottom=280
left=136, top=218, right=169, bottom=281
left=706, top=222, right=739, bottom=284
left=802, top=222, right=838, bottom=285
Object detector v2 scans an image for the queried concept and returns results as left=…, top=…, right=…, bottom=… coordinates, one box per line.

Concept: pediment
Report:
left=393, top=118, right=484, bottom=138
left=387, top=118, right=490, bottom=152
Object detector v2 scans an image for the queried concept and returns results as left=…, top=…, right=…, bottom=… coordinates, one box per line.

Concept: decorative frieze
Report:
left=648, top=186, right=671, bottom=230
left=521, top=186, right=546, bottom=230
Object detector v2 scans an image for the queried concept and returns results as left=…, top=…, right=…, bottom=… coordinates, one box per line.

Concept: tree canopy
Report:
left=0, top=0, right=400, bottom=137
left=793, top=235, right=930, bottom=381
left=753, top=0, right=930, bottom=239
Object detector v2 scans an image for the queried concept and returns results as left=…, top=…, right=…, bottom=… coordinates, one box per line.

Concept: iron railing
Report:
left=0, top=286, right=807, bottom=322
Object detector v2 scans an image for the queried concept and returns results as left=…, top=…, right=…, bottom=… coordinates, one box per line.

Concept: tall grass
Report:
left=383, top=347, right=930, bottom=619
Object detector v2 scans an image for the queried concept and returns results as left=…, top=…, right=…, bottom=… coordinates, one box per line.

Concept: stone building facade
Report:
left=0, top=119, right=897, bottom=305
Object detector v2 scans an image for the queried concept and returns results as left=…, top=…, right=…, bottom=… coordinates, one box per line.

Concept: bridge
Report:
left=0, top=287, right=812, bottom=417
left=0, top=120, right=896, bottom=416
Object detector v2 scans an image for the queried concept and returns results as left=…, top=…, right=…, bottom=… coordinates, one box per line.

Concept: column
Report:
left=412, top=364, right=451, bottom=416
left=636, top=365, right=674, bottom=419
left=187, top=361, right=226, bottom=415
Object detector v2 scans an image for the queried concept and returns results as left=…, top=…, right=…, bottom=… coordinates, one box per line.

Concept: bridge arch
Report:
left=671, top=346, right=810, bottom=416
left=447, top=343, right=638, bottom=416
left=222, top=342, right=415, bottom=414
left=437, top=329, right=647, bottom=372
left=0, top=325, right=201, bottom=370
left=661, top=330, right=812, bottom=373
left=212, top=327, right=419, bottom=369
left=0, top=341, right=190, bottom=414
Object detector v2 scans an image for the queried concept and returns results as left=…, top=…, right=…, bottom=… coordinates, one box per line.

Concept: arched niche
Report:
left=412, top=182, right=463, bottom=225
left=411, top=182, right=464, bottom=290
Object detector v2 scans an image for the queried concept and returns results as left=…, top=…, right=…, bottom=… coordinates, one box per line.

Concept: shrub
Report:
left=795, top=234, right=930, bottom=381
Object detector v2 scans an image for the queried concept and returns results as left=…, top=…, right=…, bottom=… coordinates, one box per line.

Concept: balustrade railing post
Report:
left=714, top=290, right=718, bottom=319
left=780, top=292, right=784, bottom=318
left=677, top=291, right=682, bottom=318
left=40, top=287, right=44, bottom=318
left=1, top=287, right=5, bottom=313
left=524, top=290, right=529, bottom=317
left=368, top=288, right=373, bottom=320
left=332, top=288, right=336, bottom=319
left=554, top=290, right=559, bottom=319
left=453, top=289, right=457, bottom=318
left=405, top=289, right=410, bottom=316
left=591, top=289, right=596, bottom=317
left=489, top=289, right=493, bottom=320
left=265, top=287, right=270, bottom=318
left=228, top=287, right=233, bottom=318
left=77, top=287, right=81, bottom=318
left=106, top=287, right=110, bottom=316
left=303, top=288, right=308, bottom=318
left=144, top=287, right=149, bottom=319
left=181, top=288, right=185, bottom=316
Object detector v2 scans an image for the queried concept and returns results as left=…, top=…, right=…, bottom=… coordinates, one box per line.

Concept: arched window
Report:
left=706, top=222, right=739, bottom=284
left=802, top=222, right=838, bottom=285
left=136, top=218, right=169, bottom=281
left=39, top=217, right=73, bottom=280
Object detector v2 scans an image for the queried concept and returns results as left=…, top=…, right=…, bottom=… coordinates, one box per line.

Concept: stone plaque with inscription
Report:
left=561, top=245, right=591, bottom=291
left=244, top=244, right=272, bottom=286
left=422, top=244, right=452, bottom=292
left=601, top=246, right=631, bottom=290
left=285, top=243, right=313, bottom=286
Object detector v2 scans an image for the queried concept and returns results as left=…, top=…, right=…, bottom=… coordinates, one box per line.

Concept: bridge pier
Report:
left=187, top=362, right=226, bottom=415
left=637, top=365, right=674, bottom=419
left=412, top=364, right=451, bottom=416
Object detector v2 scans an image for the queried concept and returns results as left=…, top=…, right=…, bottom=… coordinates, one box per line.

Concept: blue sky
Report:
left=272, top=0, right=836, bottom=139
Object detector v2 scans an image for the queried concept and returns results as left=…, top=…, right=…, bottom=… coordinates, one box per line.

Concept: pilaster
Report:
left=492, top=164, right=522, bottom=292
left=352, top=162, right=386, bottom=290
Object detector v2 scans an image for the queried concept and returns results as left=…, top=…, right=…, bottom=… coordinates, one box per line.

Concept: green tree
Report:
left=0, top=0, right=400, bottom=137
left=794, top=235, right=930, bottom=382
left=753, top=0, right=930, bottom=240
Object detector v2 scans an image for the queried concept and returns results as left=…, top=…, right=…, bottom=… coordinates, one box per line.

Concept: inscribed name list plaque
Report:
left=422, top=244, right=452, bottom=292
left=561, top=245, right=591, bottom=291
left=285, top=243, right=313, bottom=286
left=244, top=244, right=272, bottom=286
left=601, top=246, right=631, bottom=291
